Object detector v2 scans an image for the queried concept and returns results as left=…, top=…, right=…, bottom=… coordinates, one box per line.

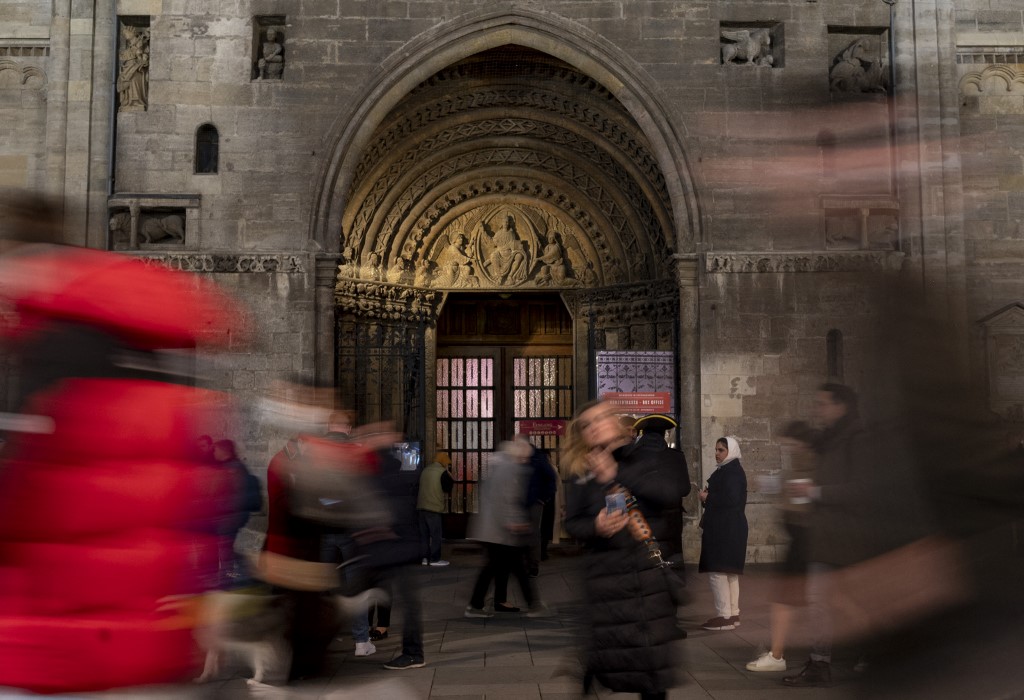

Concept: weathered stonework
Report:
left=7, top=0, right=1024, bottom=565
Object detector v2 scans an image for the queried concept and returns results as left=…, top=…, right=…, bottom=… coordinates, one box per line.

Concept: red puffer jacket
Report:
left=0, top=246, right=245, bottom=693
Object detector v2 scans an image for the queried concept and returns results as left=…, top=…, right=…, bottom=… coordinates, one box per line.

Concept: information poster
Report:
left=596, top=350, right=676, bottom=415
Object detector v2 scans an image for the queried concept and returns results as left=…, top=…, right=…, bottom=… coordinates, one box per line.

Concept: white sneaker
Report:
left=429, top=559, right=450, bottom=566
left=421, top=558, right=429, bottom=566
left=354, top=641, right=377, bottom=657
left=746, top=651, right=786, bottom=672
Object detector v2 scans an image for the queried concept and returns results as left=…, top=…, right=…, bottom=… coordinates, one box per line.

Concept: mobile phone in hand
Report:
left=605, top=492, right=627, bottom=514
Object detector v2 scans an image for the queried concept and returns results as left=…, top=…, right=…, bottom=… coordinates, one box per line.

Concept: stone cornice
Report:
left=132, top=252, right=306, bottom=273
left=705, top=251, right=905, bottom=273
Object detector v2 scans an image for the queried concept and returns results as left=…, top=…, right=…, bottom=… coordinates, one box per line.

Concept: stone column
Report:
left=313, top=254, right=339, bottom=387
left=673, top=253, right=702, bottom=555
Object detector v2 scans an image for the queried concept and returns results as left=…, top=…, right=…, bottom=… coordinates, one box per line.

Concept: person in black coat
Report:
left=625, top=414, right=692, bottom=565
left=698, top=436, right=748, bottom=631
left=563, top=401, right=683, bottom=700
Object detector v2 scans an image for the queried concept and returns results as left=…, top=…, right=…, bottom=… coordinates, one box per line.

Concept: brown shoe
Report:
left=782, top=659, right=832, bottom=687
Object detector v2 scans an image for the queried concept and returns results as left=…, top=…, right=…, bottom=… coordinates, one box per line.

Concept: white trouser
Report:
left=708, top=572, right=740, bottom=618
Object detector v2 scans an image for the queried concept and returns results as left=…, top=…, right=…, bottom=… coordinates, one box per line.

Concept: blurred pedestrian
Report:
left=563, top=400, right=682, bottom=700
left=698, top=436, right=748, bottom=631
left=465, top=438, right=545, bottom=617
left=417, top=451, right=454, bottom=566
left=0, top=191, right=246, bottom=693
left=746, top=421, right=817, bottom=672
left=212, top=438, right=263, bottom=586
left=783, top=383, right=866, bottom=687
left=626, top=414, right=691, bottom=568
left=525, top=443, right=558, bottom=577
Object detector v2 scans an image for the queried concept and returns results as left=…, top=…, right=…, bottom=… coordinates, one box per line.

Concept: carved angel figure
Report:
left=721, top=28, right=772, bottom=65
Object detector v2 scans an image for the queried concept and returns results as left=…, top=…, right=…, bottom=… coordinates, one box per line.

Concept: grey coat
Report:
left=467, top=452, right=530, bottom=547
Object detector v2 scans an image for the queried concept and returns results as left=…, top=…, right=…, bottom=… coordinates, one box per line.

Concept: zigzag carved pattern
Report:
left=350, top=88, right=669, bottom=209
left=349, top=117, right=666, bottom=256
left=370, top=149, right=652, bottom=269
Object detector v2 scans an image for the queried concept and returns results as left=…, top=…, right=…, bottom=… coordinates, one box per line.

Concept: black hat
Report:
left=633, top=414, right=677, bottom=433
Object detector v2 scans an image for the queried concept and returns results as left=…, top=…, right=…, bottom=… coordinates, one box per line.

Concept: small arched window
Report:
left=195, top=123, right=219, bottom=174
left=826, top=329, right=844, bottom=381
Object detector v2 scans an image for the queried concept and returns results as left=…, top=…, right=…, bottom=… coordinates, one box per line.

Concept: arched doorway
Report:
left=332, top=42, right=686, bottom=538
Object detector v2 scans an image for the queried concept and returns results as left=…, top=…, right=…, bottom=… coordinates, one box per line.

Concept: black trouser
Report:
left=470, top=543, right=534, bottom=609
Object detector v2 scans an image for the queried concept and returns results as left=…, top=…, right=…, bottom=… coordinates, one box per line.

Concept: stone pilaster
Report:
left=314, top=254, right=339, bottom=387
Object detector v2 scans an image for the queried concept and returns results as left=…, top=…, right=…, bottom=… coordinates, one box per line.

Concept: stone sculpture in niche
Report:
left=139, top=213, right=185, bottom=244
left=256, top=28, right=284, bottom=80
left=109, top=211, right=132, bottom=248
left=721, top=28, right=773, bottom=66
left=830, top=38, right=888, bottom=94
left=117, top=24, right=150, bottom=110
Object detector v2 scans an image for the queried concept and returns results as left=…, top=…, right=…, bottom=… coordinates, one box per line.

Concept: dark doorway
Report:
left=435, top=293, right=572, bottom=537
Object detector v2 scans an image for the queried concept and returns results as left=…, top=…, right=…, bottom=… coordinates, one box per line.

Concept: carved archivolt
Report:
left=340, top=47, right=676, bottom=295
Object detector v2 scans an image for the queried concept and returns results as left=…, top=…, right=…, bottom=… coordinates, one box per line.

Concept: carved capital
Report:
left=563, top=278, right=678, bottom=326
left=704, top=251, right=905, bottom=274
left=315, top=255, right=341, bottom=286
left=334, top=279, right=442, bottom=324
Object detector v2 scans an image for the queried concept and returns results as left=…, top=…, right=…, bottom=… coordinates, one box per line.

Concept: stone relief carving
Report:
left=334, top=279, right=441, bottom=324
left=705, top=251, right=905, bottom=273
left=255, top=27, right=285, bottom=80
left=0, top=58, right=46, bottom=87
left=109, top=209, right=185, bottom=248
left=721, top=28, right=774, bottom=66
left=117, top=24, right=150, bottom=111
left=830, top=37, right=889, bottom=94
left=980, top=303, right=1024, bottom=421
left=415, top=206, right=608, bottom=289
left=137, top=253, right=305, bottom=273
left=959, top=64, right=1024, bottom=96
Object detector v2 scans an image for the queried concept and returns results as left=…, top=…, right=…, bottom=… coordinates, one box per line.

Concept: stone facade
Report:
left=5, top=0, right=1024, bottom=561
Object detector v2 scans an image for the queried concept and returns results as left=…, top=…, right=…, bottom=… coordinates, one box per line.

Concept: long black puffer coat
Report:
left=564, top=447, right=683, bottom=694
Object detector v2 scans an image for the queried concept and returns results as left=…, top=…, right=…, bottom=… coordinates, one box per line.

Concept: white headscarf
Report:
left=718, top=436, right=742, bottom=466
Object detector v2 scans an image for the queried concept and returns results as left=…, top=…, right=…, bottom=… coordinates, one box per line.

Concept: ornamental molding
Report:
left=705, top=251, right=905, bottom=273
left=334, top=279, right=442, bottom=324
left=0, top=58, right=46, bottom=87
left=133, top=253, right=306, bottom=273
left=959, top=64, right=1024, bottom=95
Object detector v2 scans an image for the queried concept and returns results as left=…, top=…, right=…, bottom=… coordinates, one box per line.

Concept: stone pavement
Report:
left=200, top=543, right=862, bottom=700
left=0, top=544, right=869, bottom=700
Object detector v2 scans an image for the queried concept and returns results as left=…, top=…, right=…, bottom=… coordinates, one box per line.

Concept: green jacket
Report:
left=417, top=461, right=451, bottom=513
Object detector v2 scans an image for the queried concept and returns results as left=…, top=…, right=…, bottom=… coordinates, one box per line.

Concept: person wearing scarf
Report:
left=698, top=436, right=749, bottom=631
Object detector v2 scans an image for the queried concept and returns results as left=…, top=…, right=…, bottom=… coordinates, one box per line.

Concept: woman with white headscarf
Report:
left=698, top=436, right=748, bottom=631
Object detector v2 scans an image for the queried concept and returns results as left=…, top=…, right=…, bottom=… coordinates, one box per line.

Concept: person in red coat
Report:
left=0, top=192, right=247, bottom=693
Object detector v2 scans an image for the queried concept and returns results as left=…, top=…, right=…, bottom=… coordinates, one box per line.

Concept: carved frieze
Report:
left=334, top=279, right=441, bottom=324
left=959, top=64, right=1024, bottom=95
left=135, top=253, right=305, bottom=273
left=563, top=279, right=679, bottom=327
left=705, top=251, right=905, bottom=273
